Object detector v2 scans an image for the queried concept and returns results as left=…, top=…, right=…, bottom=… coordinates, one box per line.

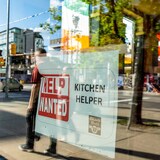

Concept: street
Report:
left=0, top=84, right=160, bottom=126
left=118, top=90, right=160, bottom=110
left=1, top=84, right=159, bottom=126
left=0, top=84, right=31, bottom=99
left=1, top=84, right=160, bottom=111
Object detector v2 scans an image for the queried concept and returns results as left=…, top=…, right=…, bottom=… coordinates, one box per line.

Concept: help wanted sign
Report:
left=38, top=75, right=70, bottom=121
left=35, top=50, right=119, bottom=159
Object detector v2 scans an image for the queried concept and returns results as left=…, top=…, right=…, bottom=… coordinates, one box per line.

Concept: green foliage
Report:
left=39, top=7, right=61, bottom=34
left=118, top=119, right=128, bottom=125
left=88, top=0, right=132, bottom=46
left=82, top=0, right=99, bottom=5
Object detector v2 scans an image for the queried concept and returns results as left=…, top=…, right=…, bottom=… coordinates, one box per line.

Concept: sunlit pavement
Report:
left=0, top=85, right=160, bottom=160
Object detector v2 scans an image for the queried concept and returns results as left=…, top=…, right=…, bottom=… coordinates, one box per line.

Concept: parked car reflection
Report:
left=0, top=77, right=23, bottom=92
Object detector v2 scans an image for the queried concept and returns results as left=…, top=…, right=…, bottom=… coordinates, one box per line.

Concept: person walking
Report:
left=19, top=48, right=57, bottom=155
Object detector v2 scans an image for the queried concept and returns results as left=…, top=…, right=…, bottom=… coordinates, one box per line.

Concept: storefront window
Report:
left=0, top=0, right=160, bottom=159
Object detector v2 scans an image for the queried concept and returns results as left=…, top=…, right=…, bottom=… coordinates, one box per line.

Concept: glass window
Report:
left=0, top=1, right=160, bottom=160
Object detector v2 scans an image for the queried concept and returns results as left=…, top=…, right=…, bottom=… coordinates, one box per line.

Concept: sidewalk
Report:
left=0, top=97, right=109, bottom=160
left=0, top=95, right=160, bottom=160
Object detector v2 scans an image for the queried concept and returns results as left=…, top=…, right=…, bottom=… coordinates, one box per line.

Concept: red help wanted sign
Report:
left=38, top=74, right=70, bottom=122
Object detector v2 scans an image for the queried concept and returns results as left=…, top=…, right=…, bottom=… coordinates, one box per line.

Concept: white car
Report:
left=0, top=77, right=23, bottom=92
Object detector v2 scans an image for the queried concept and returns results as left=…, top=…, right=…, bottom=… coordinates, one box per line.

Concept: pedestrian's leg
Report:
left=32, top=107, right=40, bottom=141
left=26, top=110, right=34, bottom=147
left=18, top=110, right=34, bottom=152
left=44, top=138, right=57, bottom=155
left=49, top=138, right=57, bottom=150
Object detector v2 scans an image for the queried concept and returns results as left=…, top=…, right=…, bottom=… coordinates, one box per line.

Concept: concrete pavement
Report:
left=0, top=91, right=160, bottom=160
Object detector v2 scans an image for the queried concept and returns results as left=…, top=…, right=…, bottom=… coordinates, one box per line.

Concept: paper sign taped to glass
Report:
left=35, top=47, right=119, bottom=159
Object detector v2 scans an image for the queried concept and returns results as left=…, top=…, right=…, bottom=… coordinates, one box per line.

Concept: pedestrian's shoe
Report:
left=34, top=135, right=41, bottom=141
left=18, top=144, right=33, bottom=152
left=43, top=148, right=56, bottom=156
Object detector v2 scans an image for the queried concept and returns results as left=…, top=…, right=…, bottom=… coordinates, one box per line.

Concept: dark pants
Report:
left=26, top=108, right=37, bottom=147
left=26, top=105, right=57, bottom=150
left=48, top=138, right=57, bottom=151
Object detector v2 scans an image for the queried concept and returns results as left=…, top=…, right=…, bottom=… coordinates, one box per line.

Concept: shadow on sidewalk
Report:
left=65, top=157, right=88, bottom=160
left=0, top=155, right=7, bottom=160
left=0, top=110, right=26, bottom=140
left=31, top=151, right=88, bottom=160
left=116, top=147, right=160, bottom=160
left=0, top=97, right=29, bottom=103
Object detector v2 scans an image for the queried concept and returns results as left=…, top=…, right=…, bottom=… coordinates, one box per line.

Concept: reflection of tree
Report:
left=40, top=7, right=61, bottom=34
left=83, top=0, right=128, bottom=46
left=82, top=0, right=160, bottom=128
left=123, top=1, right=160, bottom=128
left=40, top=0, right=160, bottom=128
